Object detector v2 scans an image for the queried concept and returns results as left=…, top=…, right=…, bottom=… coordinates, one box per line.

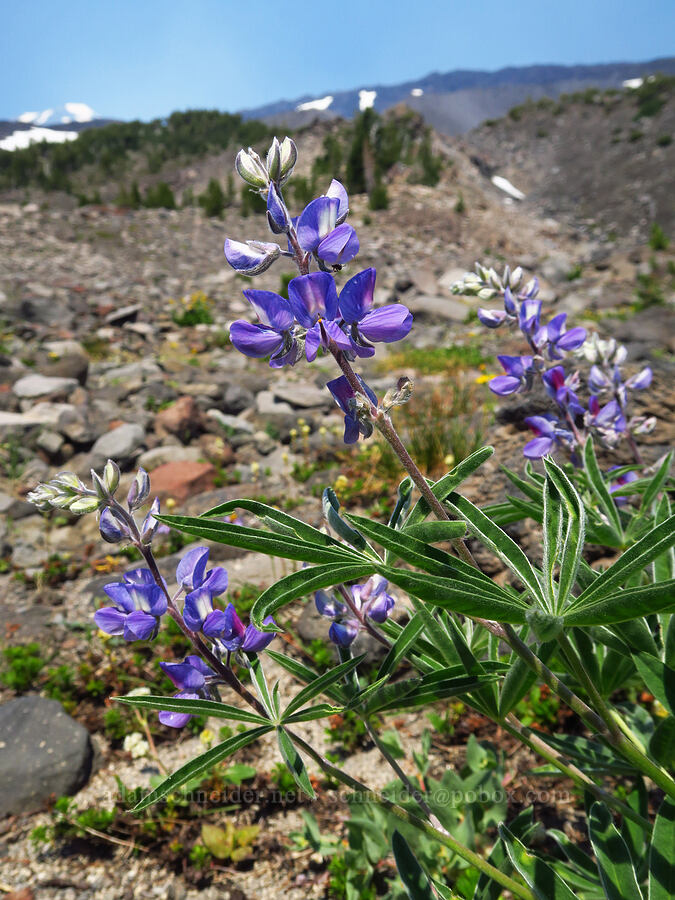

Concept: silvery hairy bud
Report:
left=509, top=266, right=523, bottom=289
left=383, top=377, right=413, bottom=411
left=91, top=470, right=110, bottom=502
left=266, top=138, right=282, bottom=183
left=99, top=506, right=130, bottom=543
left=478, top=287, right=499, bottom=301
left=487, top=267, right=502, bottom=290
left=235, top=147, right=269, bottom=189
left=278, top=137, right=297, bottom=184
left=127, top=467, right=150, bottom=510
left=26, top=483, right=60, bottom=510
left=102, top=459, right=120, bottom=494
left=69, top=495, right=101, bottom=515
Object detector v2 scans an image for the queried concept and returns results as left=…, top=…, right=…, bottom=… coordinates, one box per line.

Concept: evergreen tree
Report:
left=144, top=182, right=176, bottom=209
left=198, top=178, right=226, bottom=217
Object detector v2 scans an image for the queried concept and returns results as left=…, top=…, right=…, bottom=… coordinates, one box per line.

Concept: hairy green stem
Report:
left=287, top=729, right=535, bottom=900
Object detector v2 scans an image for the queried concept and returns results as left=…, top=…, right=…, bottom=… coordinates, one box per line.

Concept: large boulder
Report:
left=0, top=695, right=94, bottom=817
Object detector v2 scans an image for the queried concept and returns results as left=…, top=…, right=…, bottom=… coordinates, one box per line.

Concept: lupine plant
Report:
left=28, top=136, right=675, bottom=900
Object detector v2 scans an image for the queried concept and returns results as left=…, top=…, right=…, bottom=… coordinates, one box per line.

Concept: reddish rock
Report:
left=149, top=461, right=215, bottom=501
left=154, top=395, right=203, bottom=441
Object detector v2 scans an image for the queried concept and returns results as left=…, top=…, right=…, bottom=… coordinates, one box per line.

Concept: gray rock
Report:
left=272, top=381, right=332, bottom=410
left=206, top=409, right=254, bottom=435
left=0, top=695, right=94, bottom=817
left=36, top=429, right=65, bottom=457
left=0, top=491, right=36, bottom=520
left=89, top=423, right=146, bottom=468
left=138, top=444, right=204, bottom=470
left=104, top=303, right=142, bottom=325
left=255, top=390, right=293, bottom=416
left=222, top=384, right=255, bottom=414
left=406, top=294, right=469, bottom=322
left=13, top=374, right=78, bottom=400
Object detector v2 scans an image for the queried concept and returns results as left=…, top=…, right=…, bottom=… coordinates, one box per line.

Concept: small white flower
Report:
left=123, top=732, right=150, bottom=759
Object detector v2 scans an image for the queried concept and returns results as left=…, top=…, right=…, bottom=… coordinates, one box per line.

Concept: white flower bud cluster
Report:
left=235, top=136, right=298, bottom=190
left=577, top=332, right=627, bottom=366
left=451, top=262, right=526, bottom=299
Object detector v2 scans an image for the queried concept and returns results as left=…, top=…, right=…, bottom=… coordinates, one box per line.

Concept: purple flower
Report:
left=208, top=603, right=277, bottom=653
left=589, top=365, right=612, bottom=393
left=608, top=467, right=639, bottom=506
left=625, top=367, right=652, bottom=391
left=327, top=374, right=378, bottom=443
left=296, top=183, right=359, bottom=265
left=159, top=655, right=214, bottom=728
left=534, top=313, right=586, bottom=359
left=266, top=182, right=289, bottom=234
left=99, top=506, right=130, bottom=544
left=176, top=547, right=228, bottom=595
left=490, top=356, right=535, bottom=396
left=316, top=576, right=395, bottom=646
left=229, top=290, right=300, bottom=367
left=287, top=272, right=353, bottom=360
left=586, top=397, right=626, bottom=446
left=338, top=268, right=412, bottom=357
left=95, top=570, right=167, bottom=641
left=477, top=308, right=509, bottom=328
left=519, top=298, right=542, bottom=338
left=542, top=366, right=584, bottom=415
left=523, top=415, right=575, bottom=459
left=224, top=239, right=281, bottom=275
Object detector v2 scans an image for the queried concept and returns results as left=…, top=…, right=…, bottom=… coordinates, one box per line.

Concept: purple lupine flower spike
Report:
left=535, top=313, right=586, bottom=359
left=159, top=655, right=214, bottom=728
left=230, top=290, right=300, bottom=367
left=296, top=184, right=359, bottom=265
left=625, top=367, right=652, bottom=391
left=523, top=415, right=574, bottom=459
left=95, top=571, right=167, bottom=641
left=355, top=575, right=395, bottom=623
left=212, top=603, right=277, bottom=653
left=338, top=268, right=412, bottom=357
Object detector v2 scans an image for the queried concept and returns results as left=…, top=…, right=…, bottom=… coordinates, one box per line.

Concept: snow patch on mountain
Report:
left=359, top=89, right=376, bottom=111
left=411, top=88, right=424, bottom=97
left=15, top=103, right=96, bottom=128
left=0, top=126, right=78, bottom=152
left=296, top=95, right=334, bottom=112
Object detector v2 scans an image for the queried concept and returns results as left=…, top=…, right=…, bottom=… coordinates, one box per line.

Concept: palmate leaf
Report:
left=132, top=726, right=272, bottom=811
left=444, top=492, right=544, bottom=604
left=118, top=694, right=268, bottom=724
left=567, top=514, right=675, bottom=609
left=404, top=446, right=495, bottom=529
left=563, top=580, right=675, bottom=626
left=277, top=727, right=315, bottom=798
left=588, top=803, right=643, bottom=900
left=361, top=669, right=500, bottom=714
left=499, top=825, right=578, bottom=900
left=156, top=513, right=363, bottom=566
left=379, top=565, right=528, bottom=624
left=283, top=655, right=364, bottom=718
left=649, top=798, right=675, bottom=900
left=250, top=561, right=376, bottom=629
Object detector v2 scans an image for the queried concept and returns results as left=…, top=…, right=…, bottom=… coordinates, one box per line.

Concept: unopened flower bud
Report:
left=266, top=182, right=289, bottom=234
left=127, top=467, right=150, bottom=510
left=140, top=497, right=161, bottom=544
left=235, top=147, right=269, bottom=189
left=102, top=460, right=120, bottom=494
left=224, top=239, right=281, bottom=276
left=266, top=137, right=282, bottom=182
left=70, top=495, right=101, bottom=515
left=91, top=470, right=109, bottom=502
left=509, top=266, right=523, bottom=289
left=278, top=137, right=297, bottom=184
left=383, top=376, right=413, bottom=411
left=478, top=287, right=498, bottom=301
left=99, top=506, right=130, bottom=543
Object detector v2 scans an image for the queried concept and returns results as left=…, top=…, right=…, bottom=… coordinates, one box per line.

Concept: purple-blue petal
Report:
left=123, top=610, right=158, bottom=641
left=183, top=588, right=214, bottom=632
left=329, top=620, right=359, bottom=647
left=241, top=622, right=277, bottom=652
left=201, top=567, right=229, bottom=596
left=288, top=272, right=338, bottom=327
left=242, top=290, right=295, bottom=332
left=224, top=239, right=280, bottom=275
left=176, top=547, right=210, bottom=591
left=202, top=609, right=228, bottom=637
left=490, top=375, right=522, bottom=396
left=326, top=179, right=349, bottom=222
left=317, top=224, right=360, bottom=265
left=556, top=327, right=586, bottom=352
left=358, top=305, right=412, bottom=343
left=315, top=590, right=346, bottom=618
left=230, top=321, right=284, bottom=358
left=297, top=196, right=339, bottom=251
left=477, top=308, right=507, bottom=328
left=160, top=661, right=207, bottom=691
left=103, top=582, right=136, bottom=613
left=94, top=606, right=127, bottom=635
left=523, top=436, right=555, bottom=459
left=338, top=268, right=376, bottom=323
left=159, top=691, right=199, bottom=728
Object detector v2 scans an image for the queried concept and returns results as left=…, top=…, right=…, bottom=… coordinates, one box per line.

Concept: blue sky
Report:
left=2, top=0, right=674, bottom=121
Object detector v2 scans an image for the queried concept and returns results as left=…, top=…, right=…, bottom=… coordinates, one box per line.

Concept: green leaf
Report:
left=444, top=492, right=544, bottom=603
left=649, top=797, right=675, bottom=900
left=117, top=694, right=269, bottom=724
left=542, top=478, right=563, bottom=610
left=499, top=641, right=556, bottom=718
left=284, top=656, right=364, bottom=718
left=376, top=612, right=425, bottom=679
left=569, top=516, right=675, bottom=609
left=583, top=437, right=622, bottom=539
left=250, top=562, right=376, bottom=628
left=499, top=825, right=578, bottom=900
left=380, top=565, right=528, bottom=623
left=403, top=521, right=467, bottom=543
left=633, top=653, right=675, bottom=715
left=639, top=452, right=672, bottom=515
left=283, top=703, right=343, bottom=723
left=650, top=718, right=675, bottom=768
left=200, top=497, right=342, bottom=547
left=588, top=802, right=644, bottom=900
left=323, top=487, right=372, bottom=553
left=391, top=830, right=436, bottom=900
left=277, top=727, right=315, bottom=798
left=132, top=726, right=272, bottom=811
left=474, top=810, right=539, bottom=900
left=248, top=655, right=277, bottom=719
left=543, top=458, right=585, bottom=611
left=564, top=581, right=675, bottom=626
left=362, top=669, right=499, bottom=714
left=156, top=514, right=362, bottom=565
left=404, top=446, right=495, bottom=528
left=541, top=733, right=638, bottom=775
